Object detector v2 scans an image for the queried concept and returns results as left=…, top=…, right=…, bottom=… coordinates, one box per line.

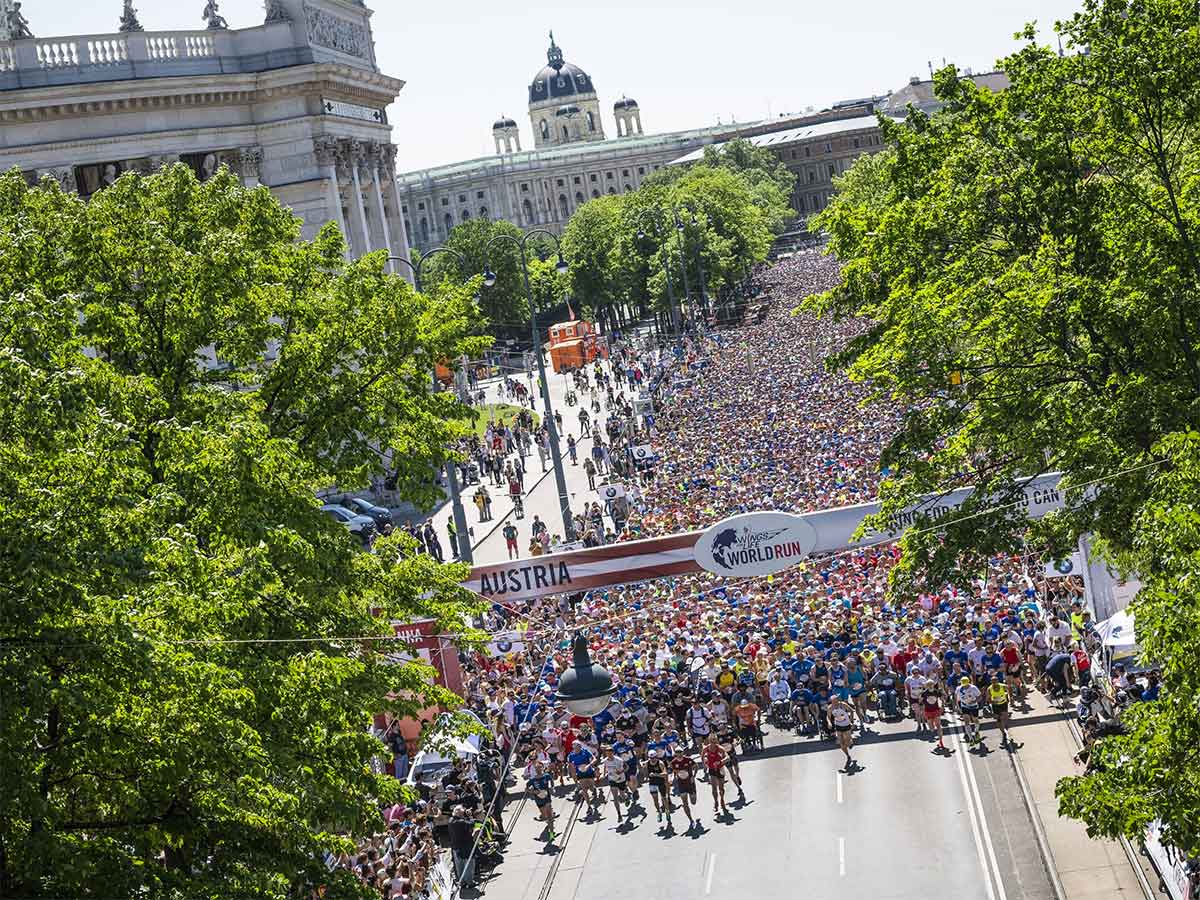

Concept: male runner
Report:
left=567, top=740, right=599, bottom=812
left=670, top=750, right=699, bottom=829
left=988, top=674, right=1012, bottom=745
left=702, top=734, right=731, bottom=816
left=955, top=676, right=983, bottom=744
left=644, top=749, right=671, bottom=826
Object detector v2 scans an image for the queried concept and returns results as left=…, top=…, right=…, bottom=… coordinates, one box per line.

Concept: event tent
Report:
left=1095, top=609, right=1137, bottom=648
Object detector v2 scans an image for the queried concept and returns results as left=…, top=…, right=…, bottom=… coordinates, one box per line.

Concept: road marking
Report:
left=838, top=836, right=846, bottom=876
left=952, top=721, right=997, bottom=900
left=836, top=771, right=844, bottom=803
left=957, top=720, right=1009, bottom=900
left=705, top=853, right=716, bottom=894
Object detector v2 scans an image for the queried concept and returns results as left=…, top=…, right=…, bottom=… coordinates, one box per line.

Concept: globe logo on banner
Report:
left=693, top=511, right=819, bottom=577
left=601, top=484, right=625, bottom=500
left=1054, top=557, right=1075, bottom=575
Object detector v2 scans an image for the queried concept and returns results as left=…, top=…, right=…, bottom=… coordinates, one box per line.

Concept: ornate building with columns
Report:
left=0, top=0, right=411, bottom=272
left=396, top=32, right=744, bottom=253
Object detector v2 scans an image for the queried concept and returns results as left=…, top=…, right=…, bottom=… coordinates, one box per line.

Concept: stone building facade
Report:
left=396, top=33, right=745, bottom=252
left=0, top=0, right=411, bottom=272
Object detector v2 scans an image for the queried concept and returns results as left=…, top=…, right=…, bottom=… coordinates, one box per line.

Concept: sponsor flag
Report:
left=487, top=631, right=526, bottom=657
left=1044, top=552, right=1083, bottom=578
left=631, top=445, right=657, bottom=462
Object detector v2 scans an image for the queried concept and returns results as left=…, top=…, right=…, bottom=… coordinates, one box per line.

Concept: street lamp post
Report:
left=555, top=632, right=616, bottom=716
left=481, top=230, right=576, bottom=542
left=635, top=210, right=680, bottom=339
left=672, top=213, right=692, bottom=334
left=388, top=248, right=474, bottom=565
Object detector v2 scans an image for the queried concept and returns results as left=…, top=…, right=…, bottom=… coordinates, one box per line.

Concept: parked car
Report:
left=344, top=497, right=393, bottom=531
left=321, top=504, right=376, bottom=545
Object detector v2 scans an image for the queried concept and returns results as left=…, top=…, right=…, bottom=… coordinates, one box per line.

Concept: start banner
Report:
left=462, top=471, right=1071, bottom=603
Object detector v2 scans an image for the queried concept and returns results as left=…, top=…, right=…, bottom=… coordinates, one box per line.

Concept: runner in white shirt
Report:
left=955, top=677, right=984, bottom=744
left=602, top=747, right=630, bottom=821
left=706, top=696, right=729, bottom=728
left=905, top=669, right=928, bottom=731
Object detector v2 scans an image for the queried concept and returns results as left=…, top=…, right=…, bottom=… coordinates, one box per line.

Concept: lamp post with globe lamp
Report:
left=481, top=230, right=576, bottom=542
left=388, top=247, right=474, bottom=565
left=555, top=633, right=617, bottom=717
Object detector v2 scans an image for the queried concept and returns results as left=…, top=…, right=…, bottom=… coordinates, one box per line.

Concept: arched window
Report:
left=444, top=212, right=453, bottom=234
left=558, top=194, right=569, bottom=219
left=591, top=189, right=600, bottom=199
left=575, top=191, right=584, bottom=205
left=540, top=119, right=549, bottom=140
left=607, top=187, right=616, bottom=195
left=522, top=197, right=534, bottom=224
left=623, top=184, right=633, bottom=193
left=419, top=217, right=429, bottom=242
left=587, top=111, right=596, bottom=132
left=479, top=206, right=489, bottom=220
left=461, top=209, right=470, bottom=222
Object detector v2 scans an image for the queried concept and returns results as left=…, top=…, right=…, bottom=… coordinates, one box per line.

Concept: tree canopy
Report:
left=425, top=218, right=560, bottom=339
left=808, top=0, right=1200, bottom=857
left=0, top=164, right=485, bottom=898
left=560, top=145, right=793, bottom=329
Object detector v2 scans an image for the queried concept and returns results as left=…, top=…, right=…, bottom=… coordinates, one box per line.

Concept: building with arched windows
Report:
left=393, top=32, right=961, bottom=252
left=396, top=31, right=749, bottom=251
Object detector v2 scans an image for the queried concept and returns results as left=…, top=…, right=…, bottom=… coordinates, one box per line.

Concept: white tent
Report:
left=405, top=711, right=485, bottom=786
left=1096, top=609, right=1137, bottom=648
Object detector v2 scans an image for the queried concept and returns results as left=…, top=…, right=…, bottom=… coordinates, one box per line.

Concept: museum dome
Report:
left=528, top=32, right=595, bottom=105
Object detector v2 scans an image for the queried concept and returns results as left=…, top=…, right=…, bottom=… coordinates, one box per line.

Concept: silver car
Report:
left=320, top=504, right=376, bottom=546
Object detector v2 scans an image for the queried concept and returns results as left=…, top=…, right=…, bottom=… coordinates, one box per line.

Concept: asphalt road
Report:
left=478, top=711, right=1058, bottom=900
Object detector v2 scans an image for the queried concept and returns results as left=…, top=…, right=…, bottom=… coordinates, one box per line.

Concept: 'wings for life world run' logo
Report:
left=694, top=512, right=819, bottom=578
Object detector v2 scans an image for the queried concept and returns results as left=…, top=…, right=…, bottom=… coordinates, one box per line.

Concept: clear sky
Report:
left=25, top=0, right=1083, bottom=171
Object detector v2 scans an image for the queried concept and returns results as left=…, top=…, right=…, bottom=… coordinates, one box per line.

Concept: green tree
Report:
left=808, top=0, right=1200, bottom=856
left=561, top=194, right=626, bottom=331
left=426, top=218, right=525, bottom=331
left=0, top=164, right=485, bottom=898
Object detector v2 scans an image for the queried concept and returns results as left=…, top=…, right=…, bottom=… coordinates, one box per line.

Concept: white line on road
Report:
left=952, top=721, right=998, bottom=900
left=705, top=853, right=716, bottom=895
left=957, top=720, right=1009, bottom=900
left=839, top=836, right=846, bottom=876
left=836, top=772, right=844, bottom=803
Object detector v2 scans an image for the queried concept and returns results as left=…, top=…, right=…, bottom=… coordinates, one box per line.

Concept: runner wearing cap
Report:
left=645, top=749, right=671, bottom=825
left=956, top=676, right=983, bottom=744
left=524, top=757, right=557, bottom=840
left=988, top=675, right=1012, bottom=745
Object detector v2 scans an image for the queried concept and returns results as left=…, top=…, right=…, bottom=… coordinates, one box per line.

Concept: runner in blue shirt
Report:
left=567, top=741, right=599, bottom=811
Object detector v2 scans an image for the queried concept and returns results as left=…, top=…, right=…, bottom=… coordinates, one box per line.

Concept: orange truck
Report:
left=547, top=320, right=608, bottom=373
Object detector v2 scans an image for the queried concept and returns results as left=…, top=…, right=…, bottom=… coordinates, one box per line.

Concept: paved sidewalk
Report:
left=426, top=367, right=627, bottom=567
left=1011, top=690, right=1156, bottom=900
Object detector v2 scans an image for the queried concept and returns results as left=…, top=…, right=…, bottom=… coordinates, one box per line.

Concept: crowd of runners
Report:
left=456, top=255, right=1110, bottom=832
left=357, top=251, right=1158, bottom=897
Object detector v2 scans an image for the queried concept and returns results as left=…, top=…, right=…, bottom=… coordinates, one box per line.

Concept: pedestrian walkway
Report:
left=1012, top=691, right=1156, bottom=900
left=425, top=367, right=625, bottom=566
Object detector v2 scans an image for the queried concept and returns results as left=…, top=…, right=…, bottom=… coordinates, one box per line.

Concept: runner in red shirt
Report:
left=670, top=752, right=698, bottom=830
left=1001, top=639, right=1024, bottom=699
left=702, top=734, right=730, bottom=816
